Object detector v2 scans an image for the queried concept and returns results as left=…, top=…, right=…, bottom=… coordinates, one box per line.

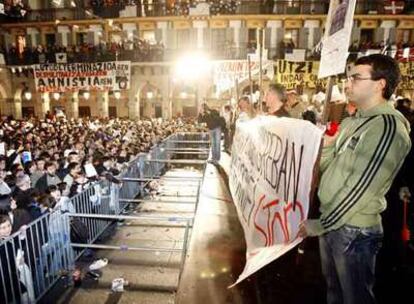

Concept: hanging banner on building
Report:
left=318, top=0, right=357, bottom=78
left=33, top=61, right=131, bottom=93
left=275, top=60, right=328, bottom=90
left=229, top=116, right=323, bottom=286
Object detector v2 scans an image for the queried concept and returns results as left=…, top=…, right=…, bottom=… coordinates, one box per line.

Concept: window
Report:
left=142, top=30, right=156, bottom=45
left=155, top=105, right=162, bottom=118
left=45, top=34, right=56, bottom=47
left=397, top=29, right=412, bottom=44
left=76, top=33, right=87, bottom=45
left=182, top=106, right=197, bottom=117
left=248, top=28, right=257, bottom=45
left=360, top=29, right=374, bottom=44
left=177, top=29, right=190, bottom=50
left=78, top=106, right=91, bottom=117
left=22, top=107, right=35, bottom=118
left=284, top=29, right=299, bottom=48
left=109, top=106, right=117, bottom=118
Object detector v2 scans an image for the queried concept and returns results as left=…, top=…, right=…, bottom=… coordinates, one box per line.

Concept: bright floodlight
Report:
left=24, top=91, right=32, bottom=100
left=174, top=52, right=210, bottom=80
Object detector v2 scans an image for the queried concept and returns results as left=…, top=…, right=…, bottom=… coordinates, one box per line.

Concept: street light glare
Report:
left=114, top=91, right=121, bottom=100
left=174, top=52, right=210, bottom=80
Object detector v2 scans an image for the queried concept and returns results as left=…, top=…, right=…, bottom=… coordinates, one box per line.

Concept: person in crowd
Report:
left=395, top=97, right=413, bottom=124
left=264, top=83, right=290, bottom=117
left=302, top=110, right=317, bottom=125
left=0, top=214, right=28, bottom=304
left=326, top=85, right=348, bottom=124
left=235, top=96, right=254, bottom=125
left=198, top=103, right=224, bottom=164
left=30, top=158, right=45, bottom=186
left=63, top=162, right=81, bottom=188
left=35, top=162, right=62, bottom=193
left=222, top=105, right=233, bottom=153
left=286, top=89, right=307, bottom=119
left=0, top=194, right=31, bottom=233
left=377, top=96, right=414, bottom=296
left=299, top=54, right=412, bottom=304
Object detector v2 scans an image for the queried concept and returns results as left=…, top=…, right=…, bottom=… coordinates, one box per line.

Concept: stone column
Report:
left=193, top=20, right=208, bottom=49
left=128, top=89, right=140, bottom=120
left=229, top=20, right=242, bottom=59
left=13, top=96, right=22, bottom=120
left=70, top=92, right=79, bottom=119
left=40, top=92, right=50, bottom=118
left=98, top=91, right=109, bottom=118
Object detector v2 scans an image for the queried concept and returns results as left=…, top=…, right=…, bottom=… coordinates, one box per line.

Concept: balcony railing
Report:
left=1, top=1, right=414, bottom=23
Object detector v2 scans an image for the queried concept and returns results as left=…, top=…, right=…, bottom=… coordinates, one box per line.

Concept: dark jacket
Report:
left=198, top=109, right=224, bottom=130
left=270, top=107, right=291, bottom=118
left=11, top=208, right=32, bottom=233
left=35, top=173, right=61, bottom=193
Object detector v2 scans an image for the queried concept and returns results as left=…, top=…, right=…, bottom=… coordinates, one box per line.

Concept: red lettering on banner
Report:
left=253, top=194, right=304, bottom=247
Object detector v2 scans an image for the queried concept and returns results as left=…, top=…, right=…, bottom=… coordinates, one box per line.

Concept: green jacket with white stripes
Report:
left=317, top=102, right=412, bottom=233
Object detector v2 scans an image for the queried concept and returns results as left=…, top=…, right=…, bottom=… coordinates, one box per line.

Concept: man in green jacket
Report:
left=299, top=54, right=412, bottom=304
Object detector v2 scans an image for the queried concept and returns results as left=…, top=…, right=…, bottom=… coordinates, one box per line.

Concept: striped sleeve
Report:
left=319, top=114, right=408, bottom=232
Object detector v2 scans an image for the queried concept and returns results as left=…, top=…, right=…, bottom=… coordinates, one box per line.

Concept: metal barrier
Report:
left=67, top=131, right=209, bottom=286
left=0, top=132, right=209, bottom=302
left=0, top=210, right=73, bottom=303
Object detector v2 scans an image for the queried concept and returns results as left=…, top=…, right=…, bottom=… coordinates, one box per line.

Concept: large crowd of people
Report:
left=3, top=39, right=164, bottom=66
left=0, top=115, right=203, bottom=230
left=0, top=114, right=206, bottom=302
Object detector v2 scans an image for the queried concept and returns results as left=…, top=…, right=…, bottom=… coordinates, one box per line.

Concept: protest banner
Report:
left=318, top=0, right=357, bottom=78
left=213, top=59, right=273, bottom=94
left=274, top=60, right=328, bottom=90
left=229, top=116, right=323, bottom=286
left=33, top=61, right=131, bottom=93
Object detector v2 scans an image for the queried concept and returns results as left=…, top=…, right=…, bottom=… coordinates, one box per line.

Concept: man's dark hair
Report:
left=44, top=161, right=55, bottom=169
left=0, top=214, right=10, bottom=225
left=355, top=54, right=401, bottom=100
left=302, top=110, right=317, bottom=125
left=46, top=185, right=58, bottom=194
left=268, top=83, right=287, bottom=103
left=67, top=162, right=79, bottom=173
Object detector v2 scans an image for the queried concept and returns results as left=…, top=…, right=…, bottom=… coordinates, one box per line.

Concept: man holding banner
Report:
left=264, top=84, right=290, bottom=117
left=299, top=54, right=412, bottom=304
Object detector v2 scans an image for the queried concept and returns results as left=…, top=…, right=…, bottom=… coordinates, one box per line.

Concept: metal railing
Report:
left=3, top=1, right=412, bottom=23
left=0, top=210, right=73, bottom=303
left=0, top=131, right=209, bottom=303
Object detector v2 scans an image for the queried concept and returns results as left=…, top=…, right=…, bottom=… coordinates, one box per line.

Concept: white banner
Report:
left=318, top=0, right=356, bottom=78
left=229, top=116, right=323, bottom=286
left=55, top=53, right=67, bottom=63
left=213, top=58, right=273, bottom=95
left=33, top=61, right=131, bottom=93
left=285, top=49, right=307, bottom=62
